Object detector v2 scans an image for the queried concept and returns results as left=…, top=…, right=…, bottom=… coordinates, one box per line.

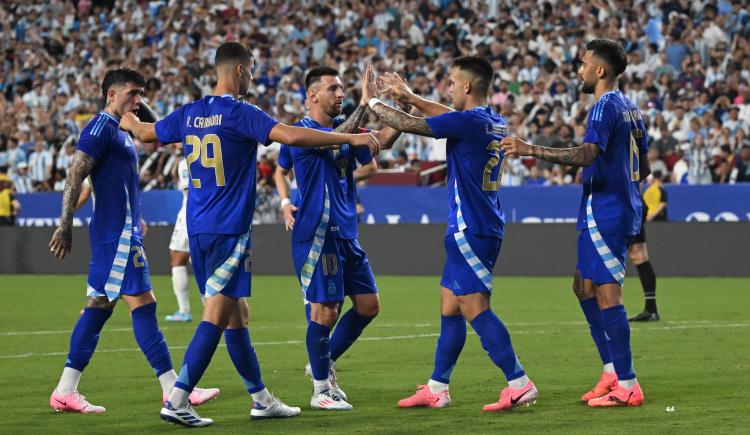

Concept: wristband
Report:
left=368, top=97, right=382, bottom=110
left=281, top=198, right=291, bottom=209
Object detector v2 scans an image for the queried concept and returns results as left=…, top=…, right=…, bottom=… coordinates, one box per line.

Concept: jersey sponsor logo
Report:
left=485, top=123, right=507, bottom=135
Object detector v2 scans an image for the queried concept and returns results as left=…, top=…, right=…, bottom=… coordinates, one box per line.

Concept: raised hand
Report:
left=360, top=64, right=382, bottom=104
left=380, top=72, right=415, bottom=106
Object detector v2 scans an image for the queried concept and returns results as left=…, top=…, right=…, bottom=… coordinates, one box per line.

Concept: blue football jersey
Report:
left=76, top=112, right=143, bottom=244
left=277, top=116, right=372, bottom=242
left=577, top=91, right=648, bottom=236
left=425, top=106, right=507, bottom=238
left=155, top=95, right=278, bottom=235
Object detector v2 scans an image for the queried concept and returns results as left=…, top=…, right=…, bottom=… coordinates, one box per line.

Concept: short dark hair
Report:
left=305, top=66, right=340, bottom=89
left=214, top=42, right=253, bottom=68
left=101, top=68, right=145, bottom=100
left=451, top=56, right=494, bottom=95
left=585, top=39, right=627, bottom=77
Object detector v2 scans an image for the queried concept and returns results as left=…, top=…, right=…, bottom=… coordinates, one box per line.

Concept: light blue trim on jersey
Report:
left=90, top=116, right=107, bottom=137
left=585, top=195, right=625, bottom=286
left=204, top=227, right=252, bottom=297
left=101, top=186, right=134, bottom=301
left=452, top=230, right=493, bottom=291
left=299, top=185, right=330, bottom=304
left=453, top=179, right=468, bottom=232
left=591, top=91, right=617, bottom=122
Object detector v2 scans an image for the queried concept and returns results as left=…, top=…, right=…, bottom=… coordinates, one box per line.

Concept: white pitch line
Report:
left=3, top=319, right=744, bottom=337
left=1, top=322, right=748, bottom=360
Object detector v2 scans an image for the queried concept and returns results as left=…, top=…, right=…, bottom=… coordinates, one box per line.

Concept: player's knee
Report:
left=86, top=296, right=116, bottom=310
left=354, top=295, right=380, bottom=318
left=311, top=303, right=339, bottom=327
left=356, top=301, right=379, bottom=318
left=630, top=251, right=647, bottom=265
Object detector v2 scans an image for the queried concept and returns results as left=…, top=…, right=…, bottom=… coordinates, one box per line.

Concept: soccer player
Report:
left=499, top=39, right=650, bottom=407
left=120, top=42, right=380, bottom=426
left=367, top=57, right=538, bottom=411
left=165, top=157, right=193, bottom=322
left=47, top=68, right=219, bottom=414
left=274, top=65, right=400, bottom=410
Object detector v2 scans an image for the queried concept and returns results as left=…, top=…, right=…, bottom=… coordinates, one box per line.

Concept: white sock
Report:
left=427, top=379, right=449, bottom=394
left=168, top=386, right=191, bottom=408
left=251, top=387, right=273, bottom=406
left=171, top=266, right=190, bottom=314
left=508, top=375, right=530, bottom=389
left=56, top=367, right=83, bottom=394
left=618, top=377, right=638, bottom=389
left=158, top=370, right=178, bottom=395
left=603, top=363, right=615, bottom=373
left=313, top=379, right=330, bottom=395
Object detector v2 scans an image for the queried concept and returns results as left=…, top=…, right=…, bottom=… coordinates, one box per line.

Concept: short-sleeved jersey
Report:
left=577, top=91, right=648, bottom=236
left=277, top=116, right=373, bottom=242
left=77, top=111, right=143, bottom=244
left=425, top=106, right=507, bottom=239
left=155, top=95, right=278, bottom=235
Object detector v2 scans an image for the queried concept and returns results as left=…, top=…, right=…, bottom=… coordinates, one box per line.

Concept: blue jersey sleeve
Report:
left=354, top=146, right=373, bottom=165
left=583, top=99, right=617, bottom=152
left=238, top=103, right=279, bottom=146
left=155, top=105, right=185, bottom=144
left=425, top=111, right=470, bottom=140
left=76, top=130, right=109, bottom=161
left=277, top=144, right=292, bottom=170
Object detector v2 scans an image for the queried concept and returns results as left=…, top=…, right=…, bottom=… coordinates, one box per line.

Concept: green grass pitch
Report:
left=1, top=275, right=748, bottom=434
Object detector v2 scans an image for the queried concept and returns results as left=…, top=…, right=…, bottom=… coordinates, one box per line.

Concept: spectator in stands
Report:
left=28, top=140, right=53, bottom=191
left=501, top=155, right=529, bottom=187
left=11, top=162, right=33, bottom=194
left=730, top=143, right=750, bottom=183
left=686, top=135, right=713, bottom=185
left=0, top=0, right=749, bottom=197
left=647, top=148, right=668, bottom=181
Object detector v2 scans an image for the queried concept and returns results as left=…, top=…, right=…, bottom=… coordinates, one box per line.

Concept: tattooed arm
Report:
left=369, top=100, right=435, bottom=137
left=49, top=150, right=96, bottom=259
left=334, top=104, right=368, bottom=134
left=499, top=136, right=600, bottom=167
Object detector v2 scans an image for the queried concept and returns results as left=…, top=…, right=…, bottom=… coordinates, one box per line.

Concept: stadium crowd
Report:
left=1, top=0, right=750, bottom=196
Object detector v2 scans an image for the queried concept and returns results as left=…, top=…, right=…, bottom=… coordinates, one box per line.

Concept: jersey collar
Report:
left=99, top=111, right=119, bottom=123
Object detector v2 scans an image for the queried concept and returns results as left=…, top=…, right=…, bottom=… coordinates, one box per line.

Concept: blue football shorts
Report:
left=292, top=237, right=377, bottom=304
left=87, top=237, right=151, bottom=299
left=190, top=232, right=252, bottom=299
left=576, top=230, right=633, bottom=286
left=440, top=231, right=501, bottom=296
